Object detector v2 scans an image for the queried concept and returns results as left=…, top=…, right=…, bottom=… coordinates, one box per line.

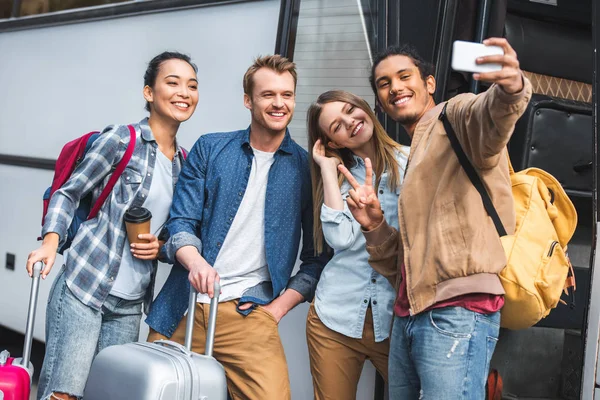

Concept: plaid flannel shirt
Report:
left=42, top=118, right=185, bottom=311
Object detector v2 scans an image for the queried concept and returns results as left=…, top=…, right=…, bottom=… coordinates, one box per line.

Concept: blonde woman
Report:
left=306, top=90, right=408, bottom=399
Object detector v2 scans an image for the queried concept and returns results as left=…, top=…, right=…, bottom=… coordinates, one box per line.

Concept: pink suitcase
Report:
left=0, top=262, right=43, bottom=400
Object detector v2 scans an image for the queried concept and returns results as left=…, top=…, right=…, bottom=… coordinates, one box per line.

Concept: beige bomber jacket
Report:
left=364, top=78, right=532, bottom=315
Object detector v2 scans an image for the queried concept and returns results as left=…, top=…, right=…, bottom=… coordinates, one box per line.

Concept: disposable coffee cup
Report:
left=124, top=206, right=152, bottom=244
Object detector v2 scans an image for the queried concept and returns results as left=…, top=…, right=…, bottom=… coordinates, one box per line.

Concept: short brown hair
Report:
left=243, top=55, right=298, bottom=98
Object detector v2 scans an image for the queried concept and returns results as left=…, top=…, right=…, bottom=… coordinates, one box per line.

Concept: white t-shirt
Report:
left=197, top=147, right=275, bottom=304
left=110, top=149, right=174, bottom=300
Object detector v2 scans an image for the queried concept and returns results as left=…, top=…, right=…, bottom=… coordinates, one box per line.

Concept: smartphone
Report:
left=451, top=40, right=504, bottom=74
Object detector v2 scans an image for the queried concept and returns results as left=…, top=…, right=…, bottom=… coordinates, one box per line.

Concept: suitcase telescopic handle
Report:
left=20, top=261, right=42, bottom=370
left=185, top=281, right=221, bottom=357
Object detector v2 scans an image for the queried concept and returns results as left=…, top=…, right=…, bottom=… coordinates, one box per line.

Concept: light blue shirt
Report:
left=314, top=148, right=409, bottom=342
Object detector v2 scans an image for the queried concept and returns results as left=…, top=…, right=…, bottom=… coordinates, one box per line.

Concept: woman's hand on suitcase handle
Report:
left=188, top=258, right=220, bottom=298
left=27, top=232, right=59, bottom=279
left=130, top=234, right=160, bottom=260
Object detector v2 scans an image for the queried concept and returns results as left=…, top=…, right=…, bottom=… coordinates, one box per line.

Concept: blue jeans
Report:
left=388, top=306, right=500, bottom=400
left=37, top=268, right=143, bottom=400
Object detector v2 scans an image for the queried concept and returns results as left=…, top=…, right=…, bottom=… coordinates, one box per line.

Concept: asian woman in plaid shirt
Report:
left=26, top=51, right=199, bottom=400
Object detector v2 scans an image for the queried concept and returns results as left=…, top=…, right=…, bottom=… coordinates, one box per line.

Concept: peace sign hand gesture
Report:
left=337, top=157, right=384, bottom=231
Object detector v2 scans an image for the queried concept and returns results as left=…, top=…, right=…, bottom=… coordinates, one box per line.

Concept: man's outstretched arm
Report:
left=450, top=37, right=532, bottom=169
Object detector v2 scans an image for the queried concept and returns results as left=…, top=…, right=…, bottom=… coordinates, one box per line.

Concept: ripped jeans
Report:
left=388, top=307, right=500, bottom=400
left=37, top=269, right=143, bottom=400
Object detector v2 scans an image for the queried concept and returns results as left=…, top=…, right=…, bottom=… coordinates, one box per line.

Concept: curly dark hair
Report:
left=369, top=44, right=435, bottom=94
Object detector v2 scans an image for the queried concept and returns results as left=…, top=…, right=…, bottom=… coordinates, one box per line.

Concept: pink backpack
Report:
left=40, top=125, right=136, bottom=253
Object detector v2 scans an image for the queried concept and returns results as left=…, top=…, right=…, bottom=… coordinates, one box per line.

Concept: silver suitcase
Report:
left=83, top=283, right=228, bottom=400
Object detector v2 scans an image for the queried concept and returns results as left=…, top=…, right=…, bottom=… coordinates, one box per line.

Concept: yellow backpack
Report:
left=498, top=162, right=577, bottom=329
left=441, top=105, right=578, bottom=330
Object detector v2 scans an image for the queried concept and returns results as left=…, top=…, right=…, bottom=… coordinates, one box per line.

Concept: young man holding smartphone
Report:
left=338, top=38, right=531, bottom=398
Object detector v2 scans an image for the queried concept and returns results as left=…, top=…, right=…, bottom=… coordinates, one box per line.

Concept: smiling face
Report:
left=373, top=55, right=436, bottom=133
left=244, top=67, right=295, bottom=136
left=317, top=101, right=374, bottom=152
left=143, top=58, right=199, bottom=123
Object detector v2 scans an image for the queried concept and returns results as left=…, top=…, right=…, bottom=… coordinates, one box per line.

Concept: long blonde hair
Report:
left=307, top=90, right=406, bottom=253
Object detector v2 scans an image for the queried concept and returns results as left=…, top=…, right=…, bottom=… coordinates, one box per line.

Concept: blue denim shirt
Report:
left=146, top=127, right=329, bottom=337
left=314, top=149, right=409, bottom=342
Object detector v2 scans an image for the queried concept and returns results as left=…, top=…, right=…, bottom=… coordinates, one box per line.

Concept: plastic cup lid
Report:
left=124, top=206, right=152, bottom=223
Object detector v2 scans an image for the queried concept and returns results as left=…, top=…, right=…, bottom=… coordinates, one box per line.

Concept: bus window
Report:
left=0, top=0, right=12, bottom=18
left=23, top=0, right=128, bottom=16
left=1, top=0, right=128, bottom=18
left=0, top=0, right=247, bottom=26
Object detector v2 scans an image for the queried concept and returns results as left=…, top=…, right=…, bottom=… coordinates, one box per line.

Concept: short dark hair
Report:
left=144, top=51, right=198, bottom=112
left=369, top=44, right=435, bottom=94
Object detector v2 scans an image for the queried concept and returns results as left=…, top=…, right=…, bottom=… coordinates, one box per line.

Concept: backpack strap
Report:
left=560, top=254, right=577, bottom=308
left=43, top=131, right=100, bottom=227
left=439, top=103, right=507, bottom=237
left=88, top=125, right=136, bottom=219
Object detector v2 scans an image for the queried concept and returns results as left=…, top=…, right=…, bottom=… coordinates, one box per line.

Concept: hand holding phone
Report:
left=451, top=40, right=504, bottom=74
left=451, top=38, right=523, bottom=94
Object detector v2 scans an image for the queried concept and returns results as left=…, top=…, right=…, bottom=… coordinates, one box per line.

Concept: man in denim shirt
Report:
left=146, top=55, right=328, bottom=400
